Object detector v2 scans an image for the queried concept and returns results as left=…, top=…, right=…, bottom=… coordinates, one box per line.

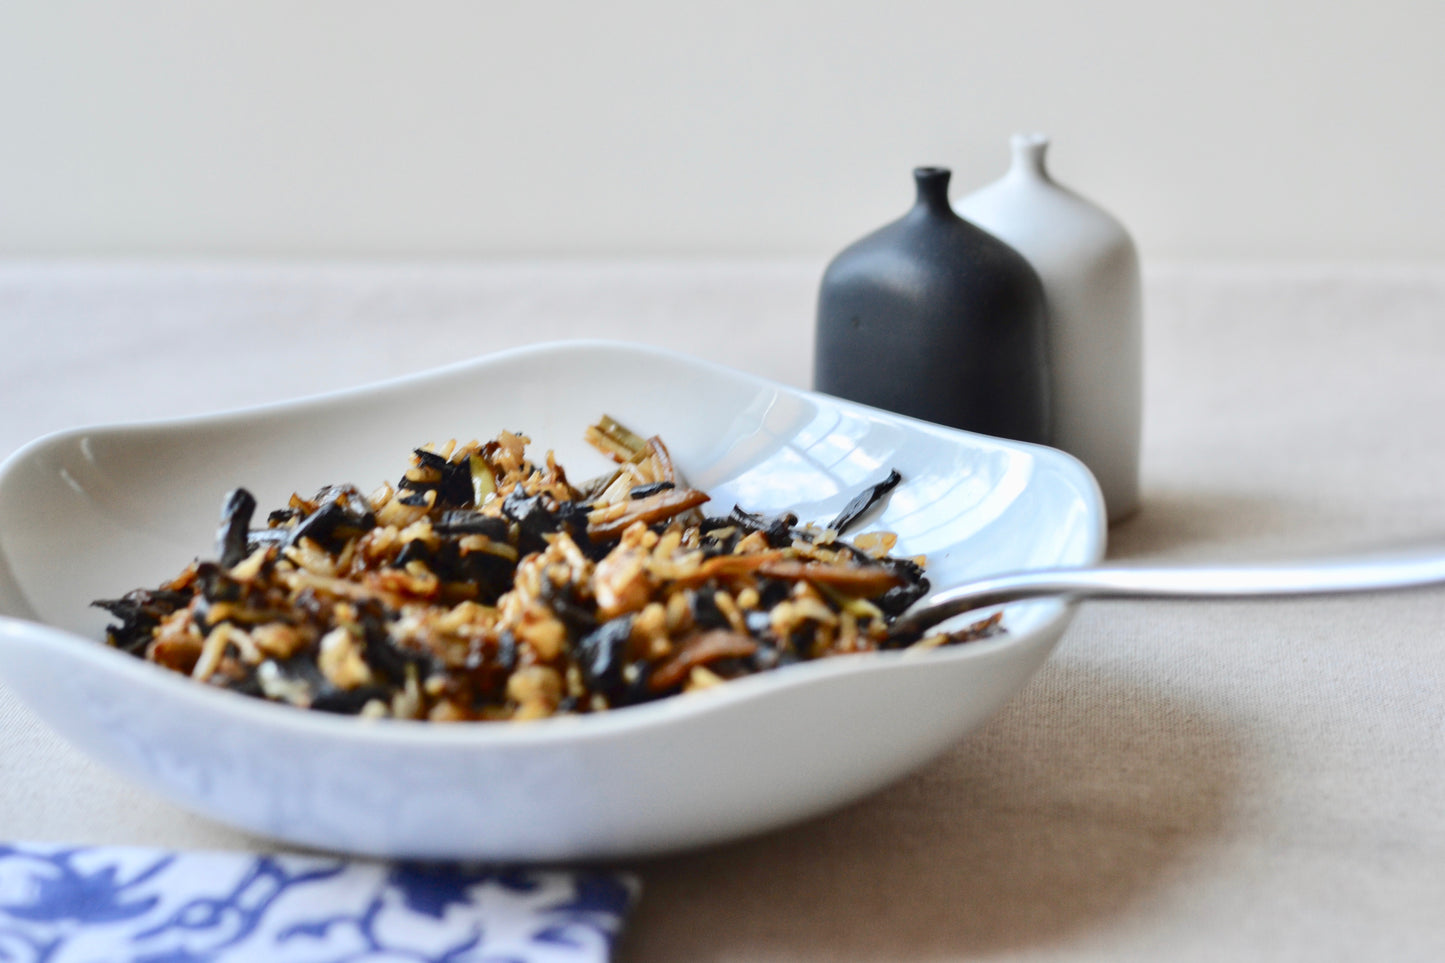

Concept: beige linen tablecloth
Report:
left=2, top=261, right=1443, bottom=960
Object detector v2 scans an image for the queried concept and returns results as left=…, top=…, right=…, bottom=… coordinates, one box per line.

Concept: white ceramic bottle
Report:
left=954, top=132, right=1142, bottom=523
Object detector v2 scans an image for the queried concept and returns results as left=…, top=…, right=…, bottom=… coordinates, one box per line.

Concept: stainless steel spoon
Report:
left=893, top=547, right=1445, bottom=639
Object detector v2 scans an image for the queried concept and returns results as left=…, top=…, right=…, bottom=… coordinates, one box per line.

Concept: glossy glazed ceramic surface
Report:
left=0, top=341, right=1105, bottom=859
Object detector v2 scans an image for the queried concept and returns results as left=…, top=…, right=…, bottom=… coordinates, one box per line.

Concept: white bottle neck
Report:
left=1009, top=132, right=1052, bottom=182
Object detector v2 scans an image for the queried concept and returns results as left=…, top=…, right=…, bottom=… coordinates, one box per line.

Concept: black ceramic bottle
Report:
left=814, top=167, right=1051, bottom=445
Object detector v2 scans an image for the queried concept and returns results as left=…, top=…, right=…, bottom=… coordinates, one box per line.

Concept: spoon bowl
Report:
left=0, top=342, right=1104, bottom=859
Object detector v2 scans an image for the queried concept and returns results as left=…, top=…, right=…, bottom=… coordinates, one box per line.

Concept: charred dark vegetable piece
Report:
left=756, top=578, right=791, bottom=610
left=501, top=488, right=551, bottom=534
left=312, top=685, right=392, bottom=715
left=879, top=581, right=929, bottom=621
left=629, top=481, right=674, bottom=499
left=439, top=457, right=476, bottom=508
left=697, top=517, right=742, bottom=555
left=503, top=488, right=565, bottom=554
left=406, top=449, right=480, bottom=508
left=616, top=660, right=663, bottom=707
left=397, top=476, right=438, bottom=495
left=196, top=562, right=242, bottom=603
left=412, top=448, right=450, bottom=471
left=398, top=450, right=443, bottom=496
left=193, top=562, right=253, bottom=630
left=499, top=489, right=596, bottom=555
left=433, top=510, right=511, bottom=540
left=359, top=607, right=434, bottom=683
left=555, top=500, right=594, bottom=534
left=289, top=485, right=377, bottom=549
left=289, top=499, right=348, bottom=545
left=393, top=539, right=433, bottom=569
left=450, top=549, right=519, bottom=603
left=577, top=615, right=634, bottom=698
left=275, top=652, right=329, bottom=695
left=540, top=579, right=599, bottom=639
left=876, top=555, right=930, bottom=619
left=828, top=469, right=902, bottom=534
left=216, top=488, right=257, bottom=568
left=689, top=589, right=732, bottom=631
left=728, top=506, right=798, bottom=547
left=91, top=588, right=191, bottom=654
left=246, top=528, right=290, bottom=551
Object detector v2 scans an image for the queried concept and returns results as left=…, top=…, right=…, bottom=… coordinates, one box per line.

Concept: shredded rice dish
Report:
left=94, top=417, right=999, bottom=721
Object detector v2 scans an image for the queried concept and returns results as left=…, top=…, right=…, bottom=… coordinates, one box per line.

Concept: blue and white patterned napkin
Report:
left=0, top=843, right=638, bottom=962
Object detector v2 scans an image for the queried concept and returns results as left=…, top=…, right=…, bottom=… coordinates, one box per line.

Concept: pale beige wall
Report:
left=1, top=1, right=1440, bottom=260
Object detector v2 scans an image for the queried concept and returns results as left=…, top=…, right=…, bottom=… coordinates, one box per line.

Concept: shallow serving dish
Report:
left=0, top=341, right=1104, bottom=860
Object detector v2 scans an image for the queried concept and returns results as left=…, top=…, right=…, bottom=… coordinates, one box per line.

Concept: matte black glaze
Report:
left=814, top=167, right=1051, bottom=444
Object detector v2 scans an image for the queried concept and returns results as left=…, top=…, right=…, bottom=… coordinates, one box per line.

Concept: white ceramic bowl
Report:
left=0, top=341, right=1104, bottom=860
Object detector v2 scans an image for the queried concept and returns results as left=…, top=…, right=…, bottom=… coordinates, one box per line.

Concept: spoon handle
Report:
left=894, top=549, right=1445, bottom=638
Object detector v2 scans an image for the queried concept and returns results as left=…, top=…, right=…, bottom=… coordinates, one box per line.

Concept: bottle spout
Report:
left=912, top=167, right=953, bottom=213
left=1009, top=132, right=1051, bottom=179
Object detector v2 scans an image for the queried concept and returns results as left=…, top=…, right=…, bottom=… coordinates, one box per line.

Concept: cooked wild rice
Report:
left=94, top=417, right=1000, bottom=721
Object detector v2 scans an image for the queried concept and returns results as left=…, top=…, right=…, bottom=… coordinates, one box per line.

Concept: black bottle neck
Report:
left=912, top=167, right=953, bottom=215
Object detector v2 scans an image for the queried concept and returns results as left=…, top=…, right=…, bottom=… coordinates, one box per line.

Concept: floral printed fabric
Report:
left=0, top=844, right=638, bottom=962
